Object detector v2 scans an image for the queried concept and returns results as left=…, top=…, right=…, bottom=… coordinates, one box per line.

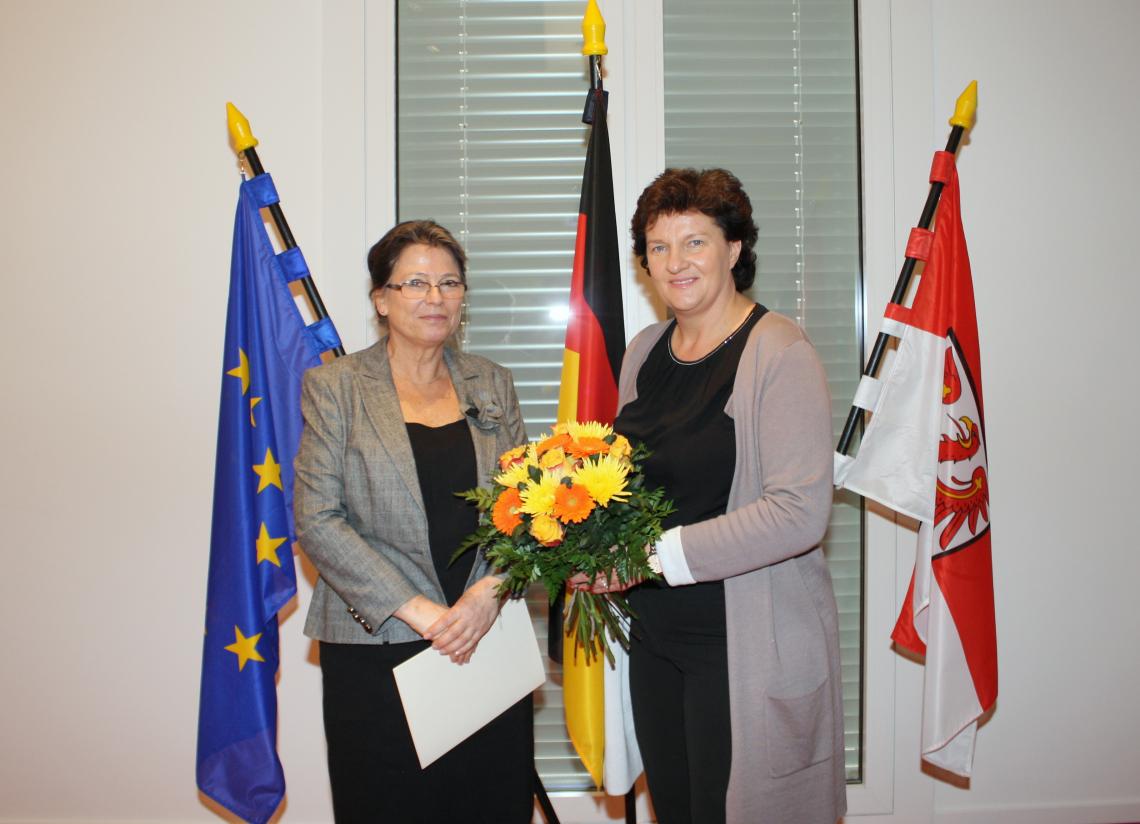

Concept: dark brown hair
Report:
left=367, top=220, right=467, bottom=293
left=630, top=168, right=758, bottom=291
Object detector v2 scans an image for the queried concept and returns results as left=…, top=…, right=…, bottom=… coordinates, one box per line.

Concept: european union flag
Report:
left=197, top=175, right=341, bottom=823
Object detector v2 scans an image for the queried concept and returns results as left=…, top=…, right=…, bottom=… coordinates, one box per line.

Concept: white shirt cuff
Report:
left=656, top=526, right=696, bottom=586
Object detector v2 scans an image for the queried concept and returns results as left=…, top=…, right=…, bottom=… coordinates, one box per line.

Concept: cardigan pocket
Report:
left=764, top=558, right=835, bottom=777
left=765, top=678, right=834, bottom=777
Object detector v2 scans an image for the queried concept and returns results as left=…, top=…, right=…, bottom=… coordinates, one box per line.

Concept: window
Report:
left=662, top=0, right=864, bottom=779
left=397, top=0, right=864, bottom=791
left=397, top=0, right=595, bottom=790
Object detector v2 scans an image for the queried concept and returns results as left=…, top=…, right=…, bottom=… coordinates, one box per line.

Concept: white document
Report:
left=393, top=597, right=546, bottom=768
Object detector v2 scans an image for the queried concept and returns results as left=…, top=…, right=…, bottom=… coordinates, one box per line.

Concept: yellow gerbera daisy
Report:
left=519, top=472, right=562, bottom=517
left=572, top=454, right=631, bottom=506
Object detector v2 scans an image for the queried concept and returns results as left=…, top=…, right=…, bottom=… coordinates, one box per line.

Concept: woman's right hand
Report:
left=394, top=595, right=449, bottom=637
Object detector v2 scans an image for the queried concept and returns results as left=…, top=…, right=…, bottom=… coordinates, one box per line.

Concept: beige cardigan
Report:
left=619, top=311, right=846, bottom=824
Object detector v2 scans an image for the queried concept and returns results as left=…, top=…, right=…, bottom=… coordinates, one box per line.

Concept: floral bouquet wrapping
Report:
left=455, top=421, right=673, bottom=664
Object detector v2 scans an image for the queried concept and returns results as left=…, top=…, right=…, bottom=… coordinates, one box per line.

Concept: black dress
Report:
left=613, top=304, right=766, bottom=824
left=319, top=419, right=534, bottom=824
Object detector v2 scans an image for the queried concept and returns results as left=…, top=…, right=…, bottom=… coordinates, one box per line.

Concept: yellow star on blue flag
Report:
left=224, top=626, right=266, bottom=671
left=197, top=172, right=341, bottom=824
left=252, top=448, right=282, bottom=493
left=226, top=348, right=250, bottom=395
left=255, top=523, right=287, bottom=567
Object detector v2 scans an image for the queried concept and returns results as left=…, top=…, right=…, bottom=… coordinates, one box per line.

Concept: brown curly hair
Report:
left=631, top=168, right=758, bottom=291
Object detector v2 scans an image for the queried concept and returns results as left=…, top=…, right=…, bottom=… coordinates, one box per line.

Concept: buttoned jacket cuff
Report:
left=656, top=526, right=696, bottom=586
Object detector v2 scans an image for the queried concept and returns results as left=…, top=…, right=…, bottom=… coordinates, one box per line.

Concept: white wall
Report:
left=0, top=2, right=366, bottom=821
left=926, top=1, right=1140, bottom=818
left=1, top=1, right=1137, bottom=823
left=854, top=1, right=1140, bottom=822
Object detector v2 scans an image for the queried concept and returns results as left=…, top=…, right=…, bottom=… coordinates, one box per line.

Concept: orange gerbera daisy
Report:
left=492, top=488, right=524, bottom=535
left=536, top=432, right=571, bottom=456
left=566, top=436, right=611, bottom=459
left=553, top=481, right=595, bottom=524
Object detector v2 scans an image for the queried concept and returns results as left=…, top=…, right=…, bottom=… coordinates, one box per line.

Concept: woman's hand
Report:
left=394, top=595, right=449, bottom=637
left=567, top=570, right=642, bottom=594
left=423, top=576, right=502, bottom=664
left=567, top=543, right=655, bottom=593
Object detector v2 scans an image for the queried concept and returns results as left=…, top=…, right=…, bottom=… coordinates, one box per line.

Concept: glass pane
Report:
left=663, top=0, right=865, bottom=781
left=397, top=0, right=594, bottom=792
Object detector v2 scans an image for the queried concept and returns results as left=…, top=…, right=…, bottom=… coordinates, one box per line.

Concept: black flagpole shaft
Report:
left=590, top=47, right=635, bottom=824
left=241, top=145, right=346, bottom=358
left=836, top=124, right=965, bottom=455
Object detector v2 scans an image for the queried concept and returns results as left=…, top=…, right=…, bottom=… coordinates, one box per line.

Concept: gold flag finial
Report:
left=949, top=81, right=977, bottom=129
left=582, top=0, right=608, bottom=56
left=226, top=102, right=259, bottom=152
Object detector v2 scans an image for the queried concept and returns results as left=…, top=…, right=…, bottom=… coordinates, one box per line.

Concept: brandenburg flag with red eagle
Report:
left=835, top=150, right=996, bottom=777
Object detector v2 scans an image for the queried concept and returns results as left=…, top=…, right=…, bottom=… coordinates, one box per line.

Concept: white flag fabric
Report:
left=601, top=639, right=642, bottom=794
left=835, top=150, right=996, bottom=777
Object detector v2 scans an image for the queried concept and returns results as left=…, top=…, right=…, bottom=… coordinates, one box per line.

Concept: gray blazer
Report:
left=294, top=338, right=527, bottom=644
left=620, top=312, right=846, bottom=824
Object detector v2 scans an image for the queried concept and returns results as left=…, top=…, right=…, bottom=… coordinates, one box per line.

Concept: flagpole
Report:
left=837, top=81, right=977, bottom=455
left=581, top=6, right=639, bottom=824
left=226, top=103, right=346, bottom=358
left=550, top=1, right=611, bottom=666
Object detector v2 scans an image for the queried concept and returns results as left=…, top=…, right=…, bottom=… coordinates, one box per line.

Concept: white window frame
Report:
left=360, top=1, right=907, bottom=818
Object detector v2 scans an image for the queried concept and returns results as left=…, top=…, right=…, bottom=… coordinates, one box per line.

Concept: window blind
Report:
left=397, top=0, right=595, bottom=790
left=662, top=0, right=865, bottom=780
left=397, top=0, right=866, bottom=791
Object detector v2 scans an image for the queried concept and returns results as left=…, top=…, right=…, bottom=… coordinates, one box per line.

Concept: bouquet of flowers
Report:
left=455, top=421, right=673, bottom=664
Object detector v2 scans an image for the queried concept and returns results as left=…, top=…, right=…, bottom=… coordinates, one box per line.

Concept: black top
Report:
left=405, top=419, right=479, bottom=606
left=615, top=304, right=766, bottom=636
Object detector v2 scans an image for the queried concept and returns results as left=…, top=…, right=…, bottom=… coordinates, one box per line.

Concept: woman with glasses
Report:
left=294, top=220, right=534, bottom=822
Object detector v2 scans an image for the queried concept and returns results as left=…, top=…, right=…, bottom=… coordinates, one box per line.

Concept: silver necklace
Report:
left=667, top=306, right=757, bottom=366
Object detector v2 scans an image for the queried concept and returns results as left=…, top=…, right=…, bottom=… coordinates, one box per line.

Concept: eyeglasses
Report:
left=385, top=278, right=467, bottom=299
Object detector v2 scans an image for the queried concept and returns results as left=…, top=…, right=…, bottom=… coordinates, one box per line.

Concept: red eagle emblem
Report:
left=935, top=467, right=989, bottom=550
left=933, top=341, right=989, bottom=553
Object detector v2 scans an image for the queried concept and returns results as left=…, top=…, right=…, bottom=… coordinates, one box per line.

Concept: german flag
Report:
left=557, top=85, right=624, bottom=789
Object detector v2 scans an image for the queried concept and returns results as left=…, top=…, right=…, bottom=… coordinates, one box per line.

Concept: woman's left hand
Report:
left=567, top=570, right=642, bottom=594
left=423, top=575, right=502, bottom=664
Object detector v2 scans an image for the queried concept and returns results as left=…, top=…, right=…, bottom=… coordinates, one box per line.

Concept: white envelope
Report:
left=393, top=597, right=547, bottom=768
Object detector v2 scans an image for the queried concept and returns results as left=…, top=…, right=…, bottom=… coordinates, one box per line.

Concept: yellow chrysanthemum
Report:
left=551, top=421, right=570, bottom=436
left=519, top=472, right=561, bottom=517
left=608, top=434, right=632, bottom=460
left=572, top=454, right=631, bottom=507
left=529, top=513, right=564, bottom=546
left=566, top=420, right=612, bottom=441
left=495, top=461, right=532, bottom=489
